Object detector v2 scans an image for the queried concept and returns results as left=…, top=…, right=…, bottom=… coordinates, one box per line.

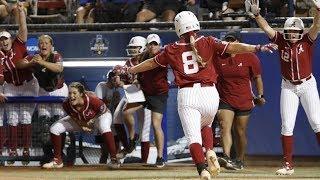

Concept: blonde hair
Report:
left=69, top=82, right=86, bottom=94
left=38, top=34, right=53, bottom=45
left=190, top=35, right=206, bottom=68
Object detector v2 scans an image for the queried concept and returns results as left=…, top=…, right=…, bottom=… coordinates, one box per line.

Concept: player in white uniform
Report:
left=246, top=0, right=320, bottom=175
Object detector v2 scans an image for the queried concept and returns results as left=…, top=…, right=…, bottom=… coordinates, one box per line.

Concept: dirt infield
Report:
left=0, top=162, right=319, bottom=180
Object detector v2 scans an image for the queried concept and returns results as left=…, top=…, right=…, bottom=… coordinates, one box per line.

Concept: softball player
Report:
left=127, top=11, right=276, bottom=179
left=247, top=0, right=320, bottom=175
left=42, top=82, right=118, bottom=169
left=0, top=67, right=5, bottom=156
left=0, top=3, right=39, bottom=165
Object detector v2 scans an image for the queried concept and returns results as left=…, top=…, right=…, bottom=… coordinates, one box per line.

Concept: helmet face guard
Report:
left=283, top=30, right=303, bottom=41
left=126, top=46, right=143, bottom=56
left=283, top=17, right=304, bottom=41
left=126, top=36, right=147, bottom=56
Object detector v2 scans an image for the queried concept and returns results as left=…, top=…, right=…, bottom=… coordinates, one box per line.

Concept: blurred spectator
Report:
left=91, top=0, right=142, bottom=23
left=260, top=0, right=289, bottom=17
left=221, top=0, right=246, bottom=29
left=136, top=0, right=182, bottom=23
left=199, top=0, right=224, bottom=20
left=75, top=0, right=94, bottom=24
left=0, top=0, right=31, bottom=24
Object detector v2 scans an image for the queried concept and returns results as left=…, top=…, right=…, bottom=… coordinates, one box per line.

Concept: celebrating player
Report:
left=126, top=11, right=276, bottom=179
left=0, top=64, right=5, bottom=157
left=0, top=2, right=39, bottom=165
left=42, top=82, right=119, bottom=169
left=246, top=0, right=320, bottom=175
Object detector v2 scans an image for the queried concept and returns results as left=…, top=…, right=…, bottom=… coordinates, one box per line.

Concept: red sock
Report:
left=114, top=124, right=128, bottom=149
left=201, top=126, right=213, bottom=152
left=0, top=126, right=6, bottom=150
left=316, top=132, right=320, bottom=145
left=141, top=141, right=150, bottom=163
left=189, top=143, right=205, bottom=164
left=21, top=124, right=32, bottom=149
left=282, top=135, right=293, bottom=166
left=102, top=132, right=117, bottom=159
left=51, top=133, right=62, bottom=161
left=9, top=125, right=18, bottom=150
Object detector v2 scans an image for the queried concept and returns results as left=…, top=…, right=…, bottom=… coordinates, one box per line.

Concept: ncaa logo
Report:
left=26, top=37, right=39, bottom=55
left=90, top=34, right=109, bottom=56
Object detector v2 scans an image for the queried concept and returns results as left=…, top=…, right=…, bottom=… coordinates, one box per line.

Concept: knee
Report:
left=281, top=125, right=293, bottom=136
left=50, top=123, right=65, bottom=135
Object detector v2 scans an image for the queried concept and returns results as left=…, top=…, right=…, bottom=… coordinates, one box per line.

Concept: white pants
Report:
left=280, top=75, right=320, bottom=135
left=4, top=77, right=39, bottom=125
left=113, top=96, right=151, bottom=142
left=50, top=111, right=113, bottom=135
left=177, top=84, right=219, bottom=146
left=38, top=83, right=68, bottom=118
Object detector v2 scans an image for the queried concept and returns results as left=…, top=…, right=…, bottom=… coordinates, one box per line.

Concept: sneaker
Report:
left=42, top=158, right=64, bottom=169
left=21, top=148, right=30, bottom=166
left=218, top=154, right=234, bottom=169
left=126, top=134, right=139, bottom=154
left=206, top=150, right=220, bottom=176
left=155, top=157, right=165, bottom=168
left=116, top=148, right=128, bottom=159
left=108, top=158, right=121, bottom=169
left=200, top=169, right=211, bottom=180
left=233, top=159, right=244, bottom=170
left=276, top=162, right=294, bottom=175
left=7, top=149, right=17, bottom=165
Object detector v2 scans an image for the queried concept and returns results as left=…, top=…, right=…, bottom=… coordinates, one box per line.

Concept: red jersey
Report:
left=63, top=93, right=107, bottom=123
left=138, top=51, right=169, bottom=96
left=0, top=38, right=33, bottom=86
left=26, top=52, right=64, bottom=91
left=215, top=53, right=262, bottom=110
left=121, top=57, right=138, bottom=84
left=271, top=31, right=314, bottom=81
left=154, top=36, right=228, bottom=87
left=0, top=59, right=3, bottom=82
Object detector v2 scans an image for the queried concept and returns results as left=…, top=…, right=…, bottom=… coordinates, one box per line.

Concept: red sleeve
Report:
left=154, top=47, right=169, bottom=67
left=90, top=95, right=107, bottom=114
left=270, top=31, right=281, bottom=44
left=208, top=36, right=229, bottom=55
left=12, top=38, right=27, bottom=64
left=0, top=65, right=3, bottom=79
left=249, top=53, right=262, bottom=77
left=304, top=33, right=314, bottom=45
left=25, top=54, right=33, bottom=62
left=54, top=53, right=63, bottom=63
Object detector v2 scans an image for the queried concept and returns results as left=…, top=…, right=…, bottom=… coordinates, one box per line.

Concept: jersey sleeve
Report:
left=94, top=82, right=105, bottom=99
left=54, top=53, right=63, bottom=63
left=154, top=47, right=169, bottom=67
left=304, top=33, right=314, bottom=45
left=208, top=36, right=229, bottom=55
left=270, top=31, right=281, bottom=44
left=249, top=53, right=262, bottom=77
left=12, top=38, right=28, bottom=64
left=91, top=95, right=107, bottom=114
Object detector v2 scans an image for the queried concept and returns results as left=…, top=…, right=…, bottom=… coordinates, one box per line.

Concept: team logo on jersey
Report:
left=85, top=109, right=94, bottom=117
left=297, top=44, right=304, bottom=54
left=90, top=34, right=109, bottom=56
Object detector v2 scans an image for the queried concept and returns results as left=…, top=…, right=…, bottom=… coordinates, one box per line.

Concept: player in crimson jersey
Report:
left=0, top=2, right=39, bottom=165
left=0, top=63, right=5, bottom=158
left=246, top=0, right=320, bottom=175
left=121, top=34, right=169, bottom=167
left=215, top=31, right=265, bottom=170
left=42, top=82, right=119, bottom=169
left=127, top=11, right=276, bottom=179
left=113, top=36, right=152, bottom=164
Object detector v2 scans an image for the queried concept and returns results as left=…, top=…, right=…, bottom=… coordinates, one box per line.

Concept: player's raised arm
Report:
left=128, top=58, right=159, bottom=74
left=308, top=1, right=320, bottom=40
left=226, top=42, right=278, bottom=54
left=16, top=1, right=27, bottom=42
left=245, top=0, right=276, bottom=39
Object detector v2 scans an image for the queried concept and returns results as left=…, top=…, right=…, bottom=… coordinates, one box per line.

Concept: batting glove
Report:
left=255, top=43, right=278, bottom=53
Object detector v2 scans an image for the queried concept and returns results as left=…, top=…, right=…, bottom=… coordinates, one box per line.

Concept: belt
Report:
left=283, top=75, right=311, bottom=85
left=179, top=82, right=215, bottom=89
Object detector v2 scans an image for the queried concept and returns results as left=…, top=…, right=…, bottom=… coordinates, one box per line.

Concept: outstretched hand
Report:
left=311, top=0, right=320, bottom=10
left=245, top=0, right=260, bottom=17
left=255, top=43, right=278, bottom=53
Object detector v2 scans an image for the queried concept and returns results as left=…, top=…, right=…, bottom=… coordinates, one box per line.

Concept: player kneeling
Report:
left=42, top=82, right=119, bottom=169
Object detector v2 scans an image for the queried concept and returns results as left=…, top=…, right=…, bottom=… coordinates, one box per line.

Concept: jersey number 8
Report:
left=182, top=51, right=199, bottom=74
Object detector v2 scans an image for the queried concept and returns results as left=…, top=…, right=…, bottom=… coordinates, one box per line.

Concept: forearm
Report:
left=226, top=42, right=257, bottom=54
left=40, top=61, right=63, bottom=73
left=128, top=58, right=159, bottom=74
left=254, top=75, right=264, bottom=96
left=15, top=59, right=34, bottom=69
left=17, top=6, right=27, bottom=42
left=254, top=15, right=276, bottom=39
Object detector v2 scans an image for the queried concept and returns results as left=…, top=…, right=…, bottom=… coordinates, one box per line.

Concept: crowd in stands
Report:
left=0, top=0, right=316, bottom=28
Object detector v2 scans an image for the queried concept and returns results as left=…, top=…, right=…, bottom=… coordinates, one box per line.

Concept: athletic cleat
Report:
left=108, top=158, right=121, bottom=169
left=21, top=148, right=30, bottom=166
left=206, top=150, right=220, bottom=176
left=233, top=159, right=244, bottom=170
left=218, top=154, right=234, bottom=170
left=276, top=162, right=294, bottom=175
left=155, top=157, right=165, bottom=168
left=7, top=149, right=17, bottom=165
left=42, top=158, right=64, bottom=169
left=116, top=134, right=139, bottom=159
left=200, top=169, right=211, bottom=180
left=116, top=148, right=127, bottom=159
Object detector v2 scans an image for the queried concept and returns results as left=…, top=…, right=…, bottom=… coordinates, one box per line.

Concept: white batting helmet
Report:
left=174, top=11, right=200, bottom=37
left=283, top=17, right=304, bottom=41
left=126, top=36, right=147, bottom=56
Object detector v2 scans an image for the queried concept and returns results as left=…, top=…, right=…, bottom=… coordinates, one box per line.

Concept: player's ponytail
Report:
left=189, top=34, right=206, bottom=68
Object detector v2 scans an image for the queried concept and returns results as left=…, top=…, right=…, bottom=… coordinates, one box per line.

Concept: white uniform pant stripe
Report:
left=177, top=85, right=219, bottom=146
